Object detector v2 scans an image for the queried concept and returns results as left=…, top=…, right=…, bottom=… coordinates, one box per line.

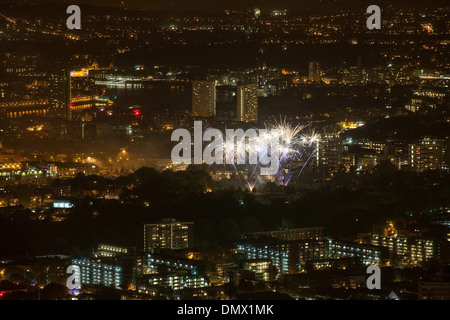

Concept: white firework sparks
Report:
left=213, top=118, right=320, bottom=190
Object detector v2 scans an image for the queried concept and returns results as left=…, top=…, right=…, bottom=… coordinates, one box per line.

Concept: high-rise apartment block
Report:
left=237, top=84, right=258, bottom=122
left=319, top=132, right=342, bottom=173
left=308, top=61, right=321, bottom=82
left=192, top=80, right=216, bottom=118
left=48, top=70, right=72, bottom=119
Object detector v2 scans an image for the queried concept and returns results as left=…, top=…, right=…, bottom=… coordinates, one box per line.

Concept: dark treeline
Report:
left=0, top=163, right=450, bottom=260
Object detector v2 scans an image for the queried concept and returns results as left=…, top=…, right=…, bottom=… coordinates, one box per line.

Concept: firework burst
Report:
left=213, top=118, right=320, bottom=191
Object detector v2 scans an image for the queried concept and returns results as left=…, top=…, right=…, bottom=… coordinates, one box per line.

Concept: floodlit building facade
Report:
left=371, top=234, right=439, bottom=263
left=71, top=258, right=123, bottom=289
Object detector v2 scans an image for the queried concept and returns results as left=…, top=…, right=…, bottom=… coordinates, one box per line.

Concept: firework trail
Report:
left=215, top=117, right=320, bottom=191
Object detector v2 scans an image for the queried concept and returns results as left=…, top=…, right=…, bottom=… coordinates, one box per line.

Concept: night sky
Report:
left=11, top=0, right=448, bottom=12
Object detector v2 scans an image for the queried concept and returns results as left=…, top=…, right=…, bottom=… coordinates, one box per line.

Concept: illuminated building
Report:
left=319, top=132, right=342, bottom=173
left=0, top=256, right=70, bottom=286
left=54, top=162, right=99, bottom=177
left=48, top=70, right=72, bottom=119
left=70, top=69, right=89, bottom=78
left=310, top=257, right=362, bottom=270
left=413, top=89, right=446, bottom=100
left=240, top=227, right=328, bottom=274
left=245, top=227, right=324, bottom=241
left=408, top=138, right=447, bottom=172
left=371, top=235, right=439, bottom=263
left=341, top=153, right=356, bottom=172
left=192, top=80, right=216, bottom=118
left=141, top=273, right=208, bottom=291
left=50, top=199, right=74, bottom=222
left=339, top=121, right=366, bottom=130
left=356, top=154, right=378, bottom=172
left=357, top=140, right=386, bottom=154
left=236, top=84, right=258, bottom=122
left=242, top=259, right=274, bottom=282
left=136, top=283, right=223, bottom=300
left=96, top=244, right=134, bottom=258
left=430, top=207, right=450, bottom=229
left=0, top=163, right=56, bottom=182
left=237, top=238, right=328, bottom=275
left=52, top=200, right=74, bottom=209
left=71, top=258, right=122, bottom=289
left=0, top=100, right=49, bottom=119
left=238, top=237, right=383, bottom=273
left=327, top=239, right=384, bottom=265
left=137, top=252, right=208, bottom=276
left=144, top=219, right=194, bottom=251
left=237, top=242, right=290, bottom=274
left=271, top=9, right=287, bottom=17
left=342, top=67, right=365, bottom=85
left=419, top=280, right=450, bottom=300
left=405, top=97, right=424, bottom=113
left=308, top=61, right=321, bottom=82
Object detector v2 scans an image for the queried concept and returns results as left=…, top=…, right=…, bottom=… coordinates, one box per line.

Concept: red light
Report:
left=133, top=109, right=140, bottom=116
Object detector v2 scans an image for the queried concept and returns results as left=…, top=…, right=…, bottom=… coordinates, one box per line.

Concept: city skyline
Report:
left=0, top=0, right=449, bottom=303
left=8, top=0, right=448, bottom=11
